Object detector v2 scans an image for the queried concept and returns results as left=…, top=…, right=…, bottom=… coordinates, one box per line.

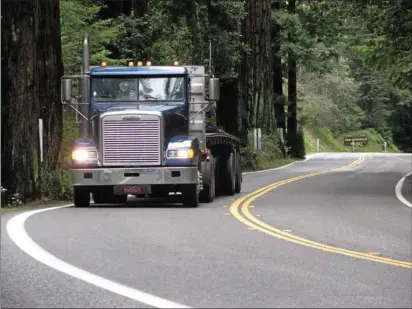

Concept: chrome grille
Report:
left=102, top=116, right=161, bottom=166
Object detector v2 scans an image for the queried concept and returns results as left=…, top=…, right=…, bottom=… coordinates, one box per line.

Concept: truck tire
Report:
left=182, top=184, right=199, bottom=207
left=235, top=150, right=242, bottom=193
left=73, top=186, right=90, bottom=207
left=223, top=152, right=236, bottom=196
left=214, top=157, right=222, bottom=196
left=200, top=158, right=215, bottom=203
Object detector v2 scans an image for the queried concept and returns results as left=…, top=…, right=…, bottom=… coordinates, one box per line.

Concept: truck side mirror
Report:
left=209, top=78, right=220, bottom=101
left=61, top=78, right=72, bottom=102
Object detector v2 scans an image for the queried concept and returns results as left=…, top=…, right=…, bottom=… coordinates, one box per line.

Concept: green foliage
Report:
left=337, top=128, right=399, bottom=153
left=110, top=11, right=191, bottom=64
left=303, top=126, right=400, bottom=154
left=274, top=1, right=343, bottom=74
left=40, top=168, right=62, bottom=200
left=40, top=167, right=73, bottom=201
left=289, top=128, right=306, bottom=159
left=60, top=0, right=122, bottom=74
left=297, top=58, right=366, bottom=134
left=339, top=0, right=412, bottom=151
left=107, top=0, right=245, bottom=77
left=241, top=131, right=288, bottom=171
left=303, top=126, right=348, bottom=153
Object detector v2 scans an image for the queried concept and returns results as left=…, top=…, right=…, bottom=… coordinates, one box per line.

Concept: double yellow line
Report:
left=230, top=156, right=412, bottom=269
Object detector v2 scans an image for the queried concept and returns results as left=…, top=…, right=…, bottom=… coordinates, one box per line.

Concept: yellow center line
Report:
left=230, top=156, right=412, bottom=269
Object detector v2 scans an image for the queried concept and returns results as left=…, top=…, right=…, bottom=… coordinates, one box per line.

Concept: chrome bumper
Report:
left=71, top=166, right=198, bottom=186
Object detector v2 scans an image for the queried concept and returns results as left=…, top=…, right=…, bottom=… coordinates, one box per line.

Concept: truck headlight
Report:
left=167, top=148, right=195, bottom=159
left=72, top=149, right=98, bottom=161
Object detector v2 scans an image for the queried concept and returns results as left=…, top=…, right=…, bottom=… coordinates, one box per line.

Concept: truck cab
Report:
left=61, top=35, right=242, bottom=208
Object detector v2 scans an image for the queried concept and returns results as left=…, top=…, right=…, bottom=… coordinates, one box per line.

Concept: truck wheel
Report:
left=200, top=159, right=215, bottom=203
left=182, top=184, right=199, bottom=207
left=235, top=151, right=242, bottom=193
left=214, top=157, right=222, bottom=196
left=73, top=187, right=90, bottom=207
left=223, top=152, right=236, bottom=196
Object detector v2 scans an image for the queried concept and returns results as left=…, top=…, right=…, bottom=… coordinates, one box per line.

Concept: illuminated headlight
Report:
left=72, top=149, right=98, bottom=161
left=167, top=148, right=195, bottom=159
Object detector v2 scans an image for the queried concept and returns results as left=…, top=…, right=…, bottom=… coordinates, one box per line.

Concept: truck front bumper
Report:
left=71, top=166, right=199, bottom=186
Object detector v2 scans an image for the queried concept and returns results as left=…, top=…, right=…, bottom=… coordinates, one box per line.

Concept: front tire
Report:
left=182, top=184, right=199, bottom=207
left=73, top=186, right=90, bottom=207
left=200, top=158, right=216, bottom=203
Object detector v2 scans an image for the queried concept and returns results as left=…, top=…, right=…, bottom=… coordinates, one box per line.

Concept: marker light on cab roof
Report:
left=137, top=61, right=143, bottom=66
left=146, top=61, right=152, bottom=66
left=101, top=61, right=107, bottom=67
left=174, top=61, right=179, bottom=66
left=128, top=61, right=134, bottom=66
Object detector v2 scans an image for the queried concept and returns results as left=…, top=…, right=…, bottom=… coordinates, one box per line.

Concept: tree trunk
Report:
left=239, top=0, right=274, bottom=137
left=287, top=0, right=297, bottom=154
left=272, top=0, right=285, bottom=132
left=1, top=0, right=63, bottom=201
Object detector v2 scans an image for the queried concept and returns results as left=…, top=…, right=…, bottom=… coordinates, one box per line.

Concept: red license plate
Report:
left=114, top=185, right=151, bottom=195
left=126, top=186, right=142, bottom=194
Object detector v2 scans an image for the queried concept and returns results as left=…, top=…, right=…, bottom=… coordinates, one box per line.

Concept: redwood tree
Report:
left=1, top=0, right=63, bottom=201
left=238, top=0, right=275, bottom=136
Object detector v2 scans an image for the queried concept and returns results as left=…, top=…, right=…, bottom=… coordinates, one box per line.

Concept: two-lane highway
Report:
left=2, top=153, right=411, bottom=308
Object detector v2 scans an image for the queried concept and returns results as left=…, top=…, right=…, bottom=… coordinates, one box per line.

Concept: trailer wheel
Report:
left=182, top=184, right=199, bottom=207
left=200, top=158, right=216, bottom=203
left=235, top=150, right=242, bottom=193
left=224, top=152, right=236, bottom=195
left=73, top=186, right=90, bottom=207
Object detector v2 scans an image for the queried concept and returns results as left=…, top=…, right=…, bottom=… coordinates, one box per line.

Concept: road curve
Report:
left=2, top=153, right=411, bottom=308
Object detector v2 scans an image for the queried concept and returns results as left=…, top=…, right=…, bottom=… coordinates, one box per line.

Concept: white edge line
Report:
left=6, top=205, right=192, bottom=309
left=395, top=172, right=412, bottom=209
left=242, top=161, right=296, bottom=175
left=242, top=154, right=316, bottom=175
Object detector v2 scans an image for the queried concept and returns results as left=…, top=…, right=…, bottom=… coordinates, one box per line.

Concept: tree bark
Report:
left=287, top=0, right=297, bottom=154
left=1, top=0, right=63, bottom=201
left=272, top=0, right=285, bottom=132
left=238, top=0, right=274, bottom=137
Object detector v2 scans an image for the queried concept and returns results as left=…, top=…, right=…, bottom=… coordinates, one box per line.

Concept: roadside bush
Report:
left=287, top=129, right=306, bottom=159
left=241, top=131, right=286, bottom=171
left=40, top=167, right=73, bottom=200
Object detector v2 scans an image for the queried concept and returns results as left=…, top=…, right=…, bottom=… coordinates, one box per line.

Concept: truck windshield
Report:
left=91, top=76, right=185, bottom=103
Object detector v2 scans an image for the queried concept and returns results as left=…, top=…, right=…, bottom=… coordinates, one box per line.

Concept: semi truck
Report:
left=61, top=35, right=244, bottom=207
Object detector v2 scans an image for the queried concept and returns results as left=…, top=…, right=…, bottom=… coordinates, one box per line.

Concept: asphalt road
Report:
left=2, top=153, right=412, bottom=308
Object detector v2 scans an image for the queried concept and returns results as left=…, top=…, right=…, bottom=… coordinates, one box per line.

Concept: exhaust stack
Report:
left=79, top=34, right=90, bottom=138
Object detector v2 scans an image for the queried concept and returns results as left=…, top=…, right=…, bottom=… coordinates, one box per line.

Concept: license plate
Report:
left=114, top=185, right=151, bottom=195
